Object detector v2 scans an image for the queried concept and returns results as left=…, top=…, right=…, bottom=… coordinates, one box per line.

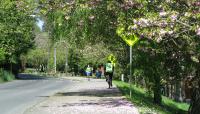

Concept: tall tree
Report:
left=0, top=0, right=36, bottom=74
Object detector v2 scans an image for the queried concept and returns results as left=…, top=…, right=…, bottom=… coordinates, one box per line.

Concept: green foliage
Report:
left=0, top=0, right=35, bottom=55
left=26, top=49, right=48, bottom=71
left=26, top=39, right=69, bottom=73
left=0, top=49, right=5, bottom=63
left=0, top=0, right=36, bottom=74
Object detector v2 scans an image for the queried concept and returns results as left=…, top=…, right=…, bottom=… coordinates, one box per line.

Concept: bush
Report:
left=0, top=69, right=15, bottom=82
left=23, top=68, right=36, bottom=74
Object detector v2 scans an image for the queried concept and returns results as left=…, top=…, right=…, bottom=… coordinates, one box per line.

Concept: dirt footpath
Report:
left=24, top=77, right=139, bottom=114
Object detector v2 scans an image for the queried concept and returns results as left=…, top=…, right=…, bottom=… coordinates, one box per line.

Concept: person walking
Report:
left=96, top=65, right=102, bottom=79
left=85, top=65, right=92, bottom=81
left=100, top=64, right=105, bottom=77
left=105, top=61, right=114, bottom=89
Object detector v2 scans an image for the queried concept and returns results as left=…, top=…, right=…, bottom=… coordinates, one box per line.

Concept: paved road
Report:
left=0, top=74, right=72, bottom=114
left=25, top=77, right=139, bottom=114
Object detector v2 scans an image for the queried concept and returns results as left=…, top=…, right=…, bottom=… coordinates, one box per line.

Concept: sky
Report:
left=36, top=18, right=44, bottom=31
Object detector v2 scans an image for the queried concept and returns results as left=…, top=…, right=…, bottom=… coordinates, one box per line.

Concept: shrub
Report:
left=0, top=69, right=15, bottom=82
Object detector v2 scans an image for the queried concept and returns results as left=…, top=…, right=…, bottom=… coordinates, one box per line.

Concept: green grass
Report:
left=114, top=80, right=189, bottom=114
left=0, top=69, right=15, bottom=83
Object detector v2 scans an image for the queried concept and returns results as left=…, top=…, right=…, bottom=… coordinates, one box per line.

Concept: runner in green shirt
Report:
left=105, top=61, right=114, bottom=89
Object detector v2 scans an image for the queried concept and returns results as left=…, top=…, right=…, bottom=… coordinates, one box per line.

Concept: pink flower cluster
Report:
left=197, top=28, right=200, bottom=36
left=159, top=11, right=167, bottom=17
left=133, top=18, right=150, bottom=27
left=120, top=0, right=140, bottom=10
left=89, top=15, right=95, bottom=21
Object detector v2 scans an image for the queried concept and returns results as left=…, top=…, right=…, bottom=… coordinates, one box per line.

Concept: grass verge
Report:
left=0, top=69, right=15, bottom=83
left=114, top=80, right=189, bottom=114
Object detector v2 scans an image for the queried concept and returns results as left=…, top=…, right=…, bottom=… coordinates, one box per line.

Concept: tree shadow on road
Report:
left=16, top=74, right=50, bottom=80
left=55, top=88, right=122, bottom=97
left=60, top=97, right=134, bottom=108
left=54, top=88, right=135, bottom=108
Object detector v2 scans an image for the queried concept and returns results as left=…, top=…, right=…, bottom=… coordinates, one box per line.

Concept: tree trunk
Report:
left=189, top=58, right=200, bottom=114
left=180, top=80, right=184, bottom=102
left=189, top=87, right=200, bottom=114
left=153, top=75, right=162, bottom=105
left=21, top=58, right=26, bottom=72
left=10, top=62, right=12, bottom=73
left=174, top=80, right=181, bottom=101
left=169, top=84, right=173, bottom=99
left=166, top=84, right=169, bottom=97
left=47, top=43, right=51, bottom=73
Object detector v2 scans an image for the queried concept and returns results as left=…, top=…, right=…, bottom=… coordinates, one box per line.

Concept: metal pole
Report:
left=130, top=46, right=132, bottom=97
left=65, top=47, right=68, bottom=75
left=54, top=47, right=57, bottom=74
left=47, top=44, right=50, bottom=73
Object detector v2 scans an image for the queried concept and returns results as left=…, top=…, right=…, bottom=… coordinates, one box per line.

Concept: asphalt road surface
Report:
left=0, top=74, right=72, bottom=114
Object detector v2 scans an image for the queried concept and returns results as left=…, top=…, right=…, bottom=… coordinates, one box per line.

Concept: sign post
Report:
left=116, top=26, right=139, bottom=97
left=130, top=45, right=132, bottom=97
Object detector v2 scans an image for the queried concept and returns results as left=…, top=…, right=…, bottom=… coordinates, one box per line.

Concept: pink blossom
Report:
left=137, top=18, right=149, bottom=27
left=133, top=19, right=137, bottom=24
left=160, top=29, right=167, bottom=35
left=89, top=15, right=95, bottom=21
left=168, top=31, right=173, bottom=35
left=160, top=21, right=168, bottom=28
left=159, top=11, right=167, bottom=17
left=141, top=18, right=149, bottom=26
left=132, top=25, right=138, bottom=29
left=156, top=36, right=162, bottom=43
left=166, top=0, right=171, bottom=3
left=129, top=25, right=138, bottom=30
left=65, top=16, right=70, bottom=20
left=197, top=28, right=200, bottom=36
left=78, top=20, right=84, bottom=26
left=171, top=14, right=177, bottom=21
left=184, top=12, right=191, bottom=17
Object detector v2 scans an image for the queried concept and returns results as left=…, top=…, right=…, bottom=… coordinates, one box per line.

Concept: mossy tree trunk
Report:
left=153, top=74, right=162, bottom=105
left=189, top=59, right=200, bottom=114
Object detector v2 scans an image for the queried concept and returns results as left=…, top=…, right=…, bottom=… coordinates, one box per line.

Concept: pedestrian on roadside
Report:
left=85, top=65, right=92, bottom=81
left=96, top=65, right=102, bottom=79
left=105, top=61, right=114, bottom=89
left=100, top=64, right=105, bottom=77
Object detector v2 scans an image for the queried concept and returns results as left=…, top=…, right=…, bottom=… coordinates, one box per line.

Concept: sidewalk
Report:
left=24, top=77, right=139, bottom=114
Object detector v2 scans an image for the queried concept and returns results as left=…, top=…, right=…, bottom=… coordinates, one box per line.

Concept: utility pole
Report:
left=65, top=46, right=68, bottom=75
left=54, top=47, right=56, bottom=74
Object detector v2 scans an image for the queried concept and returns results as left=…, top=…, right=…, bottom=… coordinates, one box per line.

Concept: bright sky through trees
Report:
left=36, top=18, right=44, bottom=31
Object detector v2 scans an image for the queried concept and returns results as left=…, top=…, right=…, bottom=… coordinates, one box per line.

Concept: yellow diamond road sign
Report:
left=122, top=34, right=139, bottom=46
left=116, top=26, right=139, bottom=46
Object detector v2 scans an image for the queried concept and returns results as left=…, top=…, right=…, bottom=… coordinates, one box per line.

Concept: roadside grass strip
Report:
left=114, top=81, right=189, bottom=114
